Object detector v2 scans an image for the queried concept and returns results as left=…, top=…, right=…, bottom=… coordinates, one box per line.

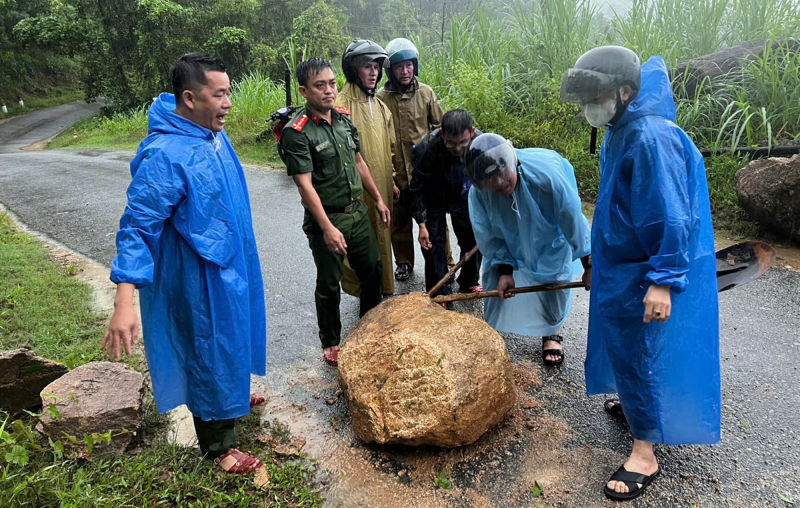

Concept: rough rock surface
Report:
left=0, top=349, right=68, bottom=414
left=39, top=362, right=145, bottom=458
left=736, top=155, right=800, bottom=243
left=674, top=38, right=800, bottom=98
left=338, top=293, right=516, bottom=448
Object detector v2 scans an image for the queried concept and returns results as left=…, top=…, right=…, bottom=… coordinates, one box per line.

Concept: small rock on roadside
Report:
left=38, top=362, right=145, bottom=459
left=290, top=436, right=306, bottom=450
left=274, top=443, right=301, bottom=457
left=253, top=466, right=270, bottom=489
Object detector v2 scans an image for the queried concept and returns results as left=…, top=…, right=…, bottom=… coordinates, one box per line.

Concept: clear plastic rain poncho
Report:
left=468, top=135, right=591, bottom=337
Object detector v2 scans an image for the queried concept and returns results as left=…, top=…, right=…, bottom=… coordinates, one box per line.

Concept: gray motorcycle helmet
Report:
left=561, top=46, right=641, bottom=106
left=342, top=39, right=388, bottom=85
left=384, top=37, right=419, bottom=76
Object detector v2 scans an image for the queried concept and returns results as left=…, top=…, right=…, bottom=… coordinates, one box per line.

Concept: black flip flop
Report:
left=394, top=263, right=411, bottom=281
left=604, top=399, right=627, bottom=421
left=541, top=335, right=564, bottom=366
left=604, top=465, right=660, bottom=501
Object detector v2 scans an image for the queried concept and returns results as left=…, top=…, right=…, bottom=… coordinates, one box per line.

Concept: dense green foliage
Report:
left=0, top=0, right=82, bottom=103
left=4, top=0, right=790, bottom=233
left=49, top=0, right=800, bottom=232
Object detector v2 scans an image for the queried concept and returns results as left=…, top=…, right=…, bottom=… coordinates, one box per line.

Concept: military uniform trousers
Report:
left=306, top=200, right=382, bottom=348
left=193, top=416, right=237, bottom=460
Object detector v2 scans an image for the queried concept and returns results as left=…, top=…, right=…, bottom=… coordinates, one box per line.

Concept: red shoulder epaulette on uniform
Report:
left=334, top=105, right=351, bottom=115
left=291, top=115, right=308, bottom=131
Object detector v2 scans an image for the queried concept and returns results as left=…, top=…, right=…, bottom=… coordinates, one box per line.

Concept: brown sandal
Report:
left=214, top=448, right=262, bottom=475
left=323, top=347, right=340, bottom=367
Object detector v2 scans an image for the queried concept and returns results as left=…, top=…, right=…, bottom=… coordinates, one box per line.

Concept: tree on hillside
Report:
left=291, top=0, right=349, bottom=63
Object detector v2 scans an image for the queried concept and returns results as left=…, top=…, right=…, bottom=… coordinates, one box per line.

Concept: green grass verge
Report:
left=49, top=112, right=283, bottom=167
left=0, top=213, right=323, bottom=507
left=0, top=89, right=85, bottom=120
left=0, top=213, right=108, bottom=369
left=1, top=408, right=324, bottom=508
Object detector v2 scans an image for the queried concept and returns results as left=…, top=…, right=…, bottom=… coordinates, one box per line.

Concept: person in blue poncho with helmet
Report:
left=562, top=47, right=720, bottom=500
left=102, top=54, right=268, bottom=476
left=465, top=133, right=592, bottom=367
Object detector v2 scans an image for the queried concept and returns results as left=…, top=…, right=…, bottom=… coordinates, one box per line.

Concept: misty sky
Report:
left=594, top=0, right=632, bottom=16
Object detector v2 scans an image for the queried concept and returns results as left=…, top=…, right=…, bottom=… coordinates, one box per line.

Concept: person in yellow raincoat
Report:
left=335, top=40, right=397, bottom=296
left=378, top=37, right=453, bottom=282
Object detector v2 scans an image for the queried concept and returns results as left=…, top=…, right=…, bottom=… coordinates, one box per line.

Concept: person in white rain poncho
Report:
left=466, top=133, right=591, bottom=366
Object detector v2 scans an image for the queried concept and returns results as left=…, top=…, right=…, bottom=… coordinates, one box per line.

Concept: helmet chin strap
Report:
left=355, top=77, right=376, bottom=97
left=607, top=90, right=630, bottom=127
left=588, top=91, right=628, bottom=154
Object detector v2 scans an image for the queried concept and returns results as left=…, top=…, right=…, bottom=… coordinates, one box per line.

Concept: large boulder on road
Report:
left=735, top=154, right=800, bottom=243
left=38, top=362, right=145, bottom=458
left=0, top=349, right=68, bottom=415
left=338, top=293, right=516, bottom=448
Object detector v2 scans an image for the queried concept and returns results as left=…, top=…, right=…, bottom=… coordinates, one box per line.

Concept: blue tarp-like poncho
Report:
left=585, top=57, right=720, bottom=445
left=469, top=149, right=591, bottom=336
left=111, top=93, right=267, bottom=421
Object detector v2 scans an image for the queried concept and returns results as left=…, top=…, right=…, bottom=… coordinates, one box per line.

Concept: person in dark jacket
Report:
left=410, top=109, right=483, bottom=298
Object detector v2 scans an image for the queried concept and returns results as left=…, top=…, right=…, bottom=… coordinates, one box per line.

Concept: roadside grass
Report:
left=50, top=114, right=280, bottom=166
left=1, top=407, right=324, bottom=508
left=0, top=212, right=323, bottom=507
left=0, top=213, right=108, bottom=369
left=0, top=88, right=85, bottom=120
left=50, top=73, right=285, bottom=167
left=49, top=107, right=148, bottom=152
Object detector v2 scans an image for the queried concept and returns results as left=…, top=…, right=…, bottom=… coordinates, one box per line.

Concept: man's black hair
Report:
left=172, top=53, right=226, bottom=106
left=297, top=58, right=334, bottom=87
left=442, top=109, right=474, bottom=136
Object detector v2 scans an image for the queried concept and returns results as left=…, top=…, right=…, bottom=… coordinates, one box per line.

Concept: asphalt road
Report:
left=0, top=100, right=103, bottom=153
left=1, top=104, right=798, bottom=507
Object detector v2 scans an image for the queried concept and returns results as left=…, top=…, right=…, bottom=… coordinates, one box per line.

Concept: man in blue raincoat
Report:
left=102, top=53, right=267, bottom=475
left=562, top=46, right=720, bottom=500
left=465, top=133, right=591, bottom=366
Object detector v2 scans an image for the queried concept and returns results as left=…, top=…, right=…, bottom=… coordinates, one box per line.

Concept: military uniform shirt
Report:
left=282, top=105, right=363, bottom=208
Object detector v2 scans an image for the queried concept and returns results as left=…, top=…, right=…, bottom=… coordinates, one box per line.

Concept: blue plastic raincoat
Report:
left=585, top=57, right=720, bottom=445
left=111, top=93, right=267, bottom=421
left=469, top=149, right=591, bottom=336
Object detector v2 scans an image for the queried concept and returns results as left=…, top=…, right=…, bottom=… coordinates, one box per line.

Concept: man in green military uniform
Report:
left=282, top=58, right=390, bottom=367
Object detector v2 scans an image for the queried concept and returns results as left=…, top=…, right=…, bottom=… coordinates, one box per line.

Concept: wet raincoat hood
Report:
left=612, top=56, right=676, bottom=129
left=585, top=58, right=720, bottom=445
left=148, top=92, right=221, bottom=139
left=111, top=92, right=267, bottom=420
